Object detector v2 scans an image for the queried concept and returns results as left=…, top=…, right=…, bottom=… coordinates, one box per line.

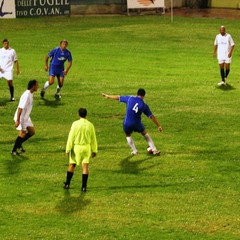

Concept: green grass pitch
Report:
left=0, top=15, right=239, bottom=239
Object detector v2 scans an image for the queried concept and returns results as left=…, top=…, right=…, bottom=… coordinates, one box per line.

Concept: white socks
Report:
left=43, top=81, right=50, bottom=91
left=126, top=136, right=137, bottom=154
left=144, top=133, right=156, bottom=151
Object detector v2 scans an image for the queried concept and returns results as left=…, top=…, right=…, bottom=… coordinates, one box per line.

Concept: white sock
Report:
left=144, top=133, right=156, bottom=151
left=126, top=136, right=137, bottom=153
left=43, top=81, right=50, bottom=91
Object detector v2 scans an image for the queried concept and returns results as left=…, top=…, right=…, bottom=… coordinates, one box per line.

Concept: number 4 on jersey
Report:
left=132, top=103, right=139, bottom=113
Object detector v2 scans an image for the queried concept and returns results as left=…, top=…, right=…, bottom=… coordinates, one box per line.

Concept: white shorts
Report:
left=0, top=71, right=13, bottom=81
left=218, top=58, right=231, bottom=64
left=16, top=118, right=33, bottom=131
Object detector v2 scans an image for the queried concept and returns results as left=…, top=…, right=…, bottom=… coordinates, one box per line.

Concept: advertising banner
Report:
left=127, top=0, right=165, bottom=9
left=0, top=0, right=16, bottom=18
left=15, top=0, right=70, bottom=18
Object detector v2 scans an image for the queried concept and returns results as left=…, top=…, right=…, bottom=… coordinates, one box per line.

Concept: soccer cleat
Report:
left=11, top=150, right=19, bottom=156
left=218, top=81, right=226, bottom=86
left=81, top=187, right=87, bottom=192
left=147, top=147, right=153, bottom=154
left=18, top=146, right=25, bottom=153
left=63, top=183, right=70, bottom=189
left=10, top=97, right=15, bottom=102
left=153, top=150, right=161, bottom=156
left=55, top=93, right=61, bottom=99
left=131, top=151, right=138, bottom=155
left=40, top=89, right=45, bottom=98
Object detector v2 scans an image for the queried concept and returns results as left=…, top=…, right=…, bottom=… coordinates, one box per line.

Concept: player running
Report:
left=12, top=80, right=38, bottom=155
left=40, top=40, right=72, bottom=99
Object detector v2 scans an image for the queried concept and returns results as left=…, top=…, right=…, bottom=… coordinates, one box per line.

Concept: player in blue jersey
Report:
left=40, top=40, right=72, bottom=99
left=102, top=88, right=162, bottom=155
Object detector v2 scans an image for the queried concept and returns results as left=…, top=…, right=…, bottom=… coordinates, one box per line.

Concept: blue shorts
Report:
left=49, top=66, right=64, bottom=78
left=123, top=122, right=145, bottom=135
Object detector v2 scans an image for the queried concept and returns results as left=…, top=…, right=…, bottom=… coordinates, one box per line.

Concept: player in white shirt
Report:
left=0, top=39, right=19, bottom=101
left=213, top=26, right=235, bottom=86
left=11, top=80, right=38, bottom=155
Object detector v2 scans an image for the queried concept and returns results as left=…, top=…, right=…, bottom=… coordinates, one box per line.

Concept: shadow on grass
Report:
left=0, top=98, right=10, bottom=106
left=5, top=154, right=29, bottom=175
left=38, top=97, right=65, bottom=108
left=216, top=83, right=235, bottom=91
left=91, top=183, right=166, bottom=192
left=55, top=190, right=91, bottom=215
left=118, top=155, right=161, bottom=174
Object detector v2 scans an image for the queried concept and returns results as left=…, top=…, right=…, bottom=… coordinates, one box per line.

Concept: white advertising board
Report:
left=0, top=0, right=16, bottom=18
left=127, top=0, right=165, bottom=9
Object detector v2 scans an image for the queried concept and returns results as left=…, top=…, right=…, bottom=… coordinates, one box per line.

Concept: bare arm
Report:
left=102, top=93, right=120, bottom=100
left=45, top=55, right=49, bottom=71
left=15, top=60, right=19, bottom=75
left=228, top=45, right=235, bottom=58
left=63, top=61, right=72, bottom=75
left=213, top=45, right=218, bottom=58
left=150, top=115, right=163, bottom=132
left=15, top=108, right=23, bottom=128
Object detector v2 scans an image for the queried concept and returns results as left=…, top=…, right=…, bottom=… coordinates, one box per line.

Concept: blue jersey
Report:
left=119, top=95, right=153, bottom=134
left=48, top=47, right=72, bottom=69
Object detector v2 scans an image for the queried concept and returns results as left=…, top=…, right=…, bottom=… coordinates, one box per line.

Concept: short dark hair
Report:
left=2, top=39, right=9, bottom=43
left=28, top=80, right=37, bottom=89
left=60, top=40, right=68, bottom=45
left=79, top=108, right=87, bottom=118
left=137, top=88, right=146, bottom=97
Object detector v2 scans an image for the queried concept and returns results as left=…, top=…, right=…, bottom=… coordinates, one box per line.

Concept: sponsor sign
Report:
left=15, top=0, right=70, bottom=17
left=127, top=0, right=165, bottom=9
left=0, top=0, right=16, bottom=18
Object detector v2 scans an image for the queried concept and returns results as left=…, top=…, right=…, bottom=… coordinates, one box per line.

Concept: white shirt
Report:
left=14, top=90, right=33, bottom=122
left=214, top=33, right=235, bottom=60
left=0, top=47, right=17, bottom=72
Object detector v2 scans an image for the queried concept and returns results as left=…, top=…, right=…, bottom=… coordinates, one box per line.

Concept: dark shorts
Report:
left=49, top=66, right=64, bottom=78
left=123, top=122, right=145, bottom=135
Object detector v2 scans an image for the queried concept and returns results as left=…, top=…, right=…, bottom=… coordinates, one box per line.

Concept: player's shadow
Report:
left=55, top=190, right=91, bottom=215
left=0, top=98, right=9, bottom=106
left=38, top=98, right=65, bottom=108
left=118, top=155, right=160, bottom=174
left=217, top=83, right=235, bottom=91
left=4, top=154, right=29, bottom=175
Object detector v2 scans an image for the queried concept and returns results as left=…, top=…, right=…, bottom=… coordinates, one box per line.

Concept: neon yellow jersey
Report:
left=66, top=118, right=98, bottom=154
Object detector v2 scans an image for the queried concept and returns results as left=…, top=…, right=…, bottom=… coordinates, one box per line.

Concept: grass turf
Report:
left=0, top=15, right=239, bottom=239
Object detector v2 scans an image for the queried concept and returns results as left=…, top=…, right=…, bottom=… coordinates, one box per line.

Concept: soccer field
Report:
left=0, top=15, right=239, bottom=239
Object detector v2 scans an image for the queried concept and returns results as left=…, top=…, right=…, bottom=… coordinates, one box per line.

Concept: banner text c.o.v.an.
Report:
left=0, top=0, right=70, bottom=18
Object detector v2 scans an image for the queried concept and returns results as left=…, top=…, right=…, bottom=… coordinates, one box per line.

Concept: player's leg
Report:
left=126, top=134, right=138, bottom=155
left=141, top=130, right=160, bottom=155
left=81, top=146, right=91, bottom=192
left=18, top=126, right=35, bottom=151
left=11, top=129, right=26, bottom=155
left=64, top=164, right=76, bottom=189
left=218, top=61, right=225, bottom=85
left=41, top=75, right=55, bottom=98
left=14, top=118, right=35, bottom=152
left=6, top=78, right=14, bottom=101
left=225, top=62, right=230, bottom=80
left=55, top=76, right=64, bottom=99
left=81, top=163, right=89, bottom=192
